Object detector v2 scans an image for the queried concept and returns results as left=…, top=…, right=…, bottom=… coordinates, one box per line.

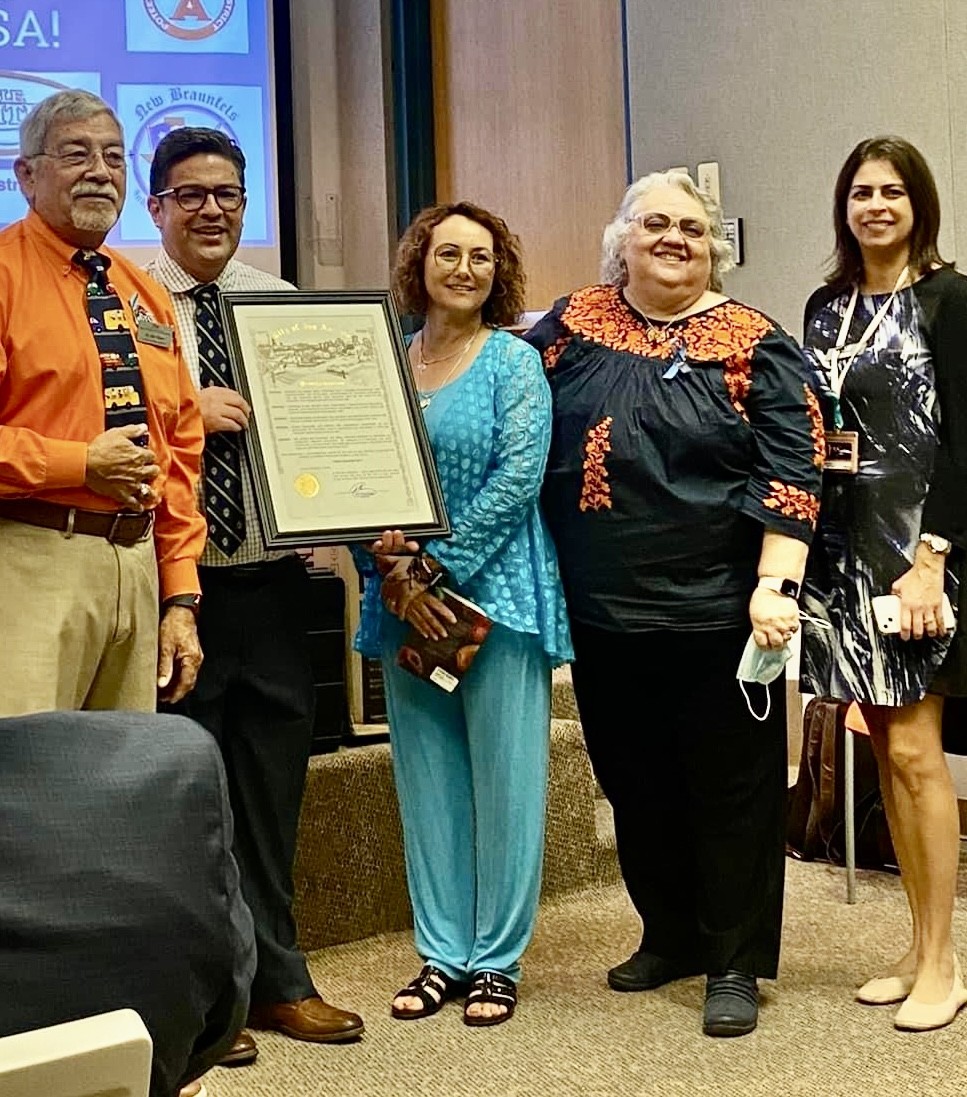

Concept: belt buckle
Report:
left=107, top=510, right=153, bottom=546
left=107, top=511, right=127, bottom=544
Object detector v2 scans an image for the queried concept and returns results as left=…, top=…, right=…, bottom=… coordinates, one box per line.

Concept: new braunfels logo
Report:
left=130, top=90, right=241, bottom=198
left=143, top=0, right=235, bottom=40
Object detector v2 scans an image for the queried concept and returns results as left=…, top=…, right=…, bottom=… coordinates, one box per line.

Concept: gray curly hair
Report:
left=600, top=170, right=735, bottom=292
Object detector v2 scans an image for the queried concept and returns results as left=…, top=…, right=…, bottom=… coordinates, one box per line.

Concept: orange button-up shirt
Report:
left=0, top=210, right=205, bottom=598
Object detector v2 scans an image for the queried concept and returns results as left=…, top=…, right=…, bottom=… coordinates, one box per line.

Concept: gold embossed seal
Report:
left=294, top=473, right=320, bottom=498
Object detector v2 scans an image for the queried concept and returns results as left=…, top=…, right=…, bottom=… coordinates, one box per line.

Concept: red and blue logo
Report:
left=142, top=0, right=236, bottom=41
left=125, top=0, right=248, bottom=53
left=131, top=104, right=240, bottom=197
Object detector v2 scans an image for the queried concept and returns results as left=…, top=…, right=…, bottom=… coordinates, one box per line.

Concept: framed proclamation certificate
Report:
left=219, top=290, right=451, bottom=548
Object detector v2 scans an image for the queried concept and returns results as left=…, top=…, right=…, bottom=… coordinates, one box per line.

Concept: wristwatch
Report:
left=407, top=552, right=446, bottom=589
left=163, top=593, right=202, bottom=617
left=918, top=533, right=952, bottom=556
left=757, top=576, right=800, bottom=599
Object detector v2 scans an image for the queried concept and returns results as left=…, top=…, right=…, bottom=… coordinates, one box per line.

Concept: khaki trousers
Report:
left=0, top=517, right=159, bottom=715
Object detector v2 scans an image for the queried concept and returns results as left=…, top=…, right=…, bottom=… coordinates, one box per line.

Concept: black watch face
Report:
left=780, top=580, right=800, bottom=599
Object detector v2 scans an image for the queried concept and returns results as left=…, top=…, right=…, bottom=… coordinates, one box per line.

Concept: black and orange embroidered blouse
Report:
left=523, top=284, right=824, bottom=631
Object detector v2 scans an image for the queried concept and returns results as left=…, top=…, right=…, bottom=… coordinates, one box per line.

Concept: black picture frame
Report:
left=219, top=289, right=450, bottom=548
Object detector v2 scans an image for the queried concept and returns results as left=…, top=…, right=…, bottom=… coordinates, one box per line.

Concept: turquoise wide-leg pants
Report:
left=381, top=617, right=551, bottom=982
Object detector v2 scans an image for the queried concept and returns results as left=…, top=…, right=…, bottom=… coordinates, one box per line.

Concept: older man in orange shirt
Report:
left=0, top=89, right=206, bottom=713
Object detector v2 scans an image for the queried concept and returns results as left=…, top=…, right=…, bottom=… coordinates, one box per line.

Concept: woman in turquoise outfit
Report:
left=353, top=201, right=572, bottom=1027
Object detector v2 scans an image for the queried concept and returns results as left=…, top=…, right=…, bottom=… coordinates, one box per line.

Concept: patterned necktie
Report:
left=74, top=250, right=149, bottom=444
left=191, top=283, right=246, bottom=558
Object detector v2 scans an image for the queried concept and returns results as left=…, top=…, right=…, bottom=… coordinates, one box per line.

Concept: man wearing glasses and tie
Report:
left=0, top=89, right=205, bottom=714
left=146, top=127, right=365, bottom=1066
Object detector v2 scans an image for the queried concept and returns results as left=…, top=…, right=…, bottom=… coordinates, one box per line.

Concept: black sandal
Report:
left=391, top=964, right=462, bottom=1020
left=463, top=970, right=517, bottom=1027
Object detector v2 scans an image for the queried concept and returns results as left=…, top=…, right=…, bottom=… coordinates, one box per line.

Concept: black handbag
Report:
left=786, top=697, right=898, bottom=872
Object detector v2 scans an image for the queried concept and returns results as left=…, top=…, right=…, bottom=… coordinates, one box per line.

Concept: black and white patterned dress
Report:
left=800, top=267, right=967, bottom=706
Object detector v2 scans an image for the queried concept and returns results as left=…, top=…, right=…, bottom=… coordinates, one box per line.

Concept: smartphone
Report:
left=871, top=593, right=957, bottom=635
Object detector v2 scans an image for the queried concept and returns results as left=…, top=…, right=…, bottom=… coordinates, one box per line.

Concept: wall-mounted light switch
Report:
left=697, top=162, right=721, bottom=204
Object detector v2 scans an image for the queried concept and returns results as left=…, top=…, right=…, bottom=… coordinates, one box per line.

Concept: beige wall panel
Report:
left=335, top=0, right=393, bottom=290
left=290, top=0, right=345, bottom=289
left=942, top=0, right=967, bottom=266
left=626, top=0, right=954, bottom=333
left=290, top=0, right=391, bottom=291
left=433, top=0, right=627, bottom=311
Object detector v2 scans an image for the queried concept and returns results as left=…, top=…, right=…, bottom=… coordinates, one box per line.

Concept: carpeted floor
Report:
left=202, top=855, right=967, bottom=1097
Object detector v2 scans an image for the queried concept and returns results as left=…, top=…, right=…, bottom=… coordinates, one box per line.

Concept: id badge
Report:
left=136, top=318, right=175, bottom=349
left=824, top=430, right=859, bottom=474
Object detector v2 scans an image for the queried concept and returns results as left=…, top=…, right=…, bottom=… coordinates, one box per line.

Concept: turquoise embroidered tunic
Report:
left=353, top=329, right=573, bottom=666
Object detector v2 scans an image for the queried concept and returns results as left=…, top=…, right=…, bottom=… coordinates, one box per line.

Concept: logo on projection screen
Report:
left=142, top=0, right=236, bottom=39
left=0, top=71, right=102, bottom=162
left=117, top=82, right=266, bottom=243
left=0, top=72, right=73, bottom=159
left=131, top=106, right=240, bottom=197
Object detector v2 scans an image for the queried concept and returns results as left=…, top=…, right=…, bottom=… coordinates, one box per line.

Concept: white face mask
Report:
left=735, top=613, right=831, bottom=721
left=735, top=634, right=793, bottom=721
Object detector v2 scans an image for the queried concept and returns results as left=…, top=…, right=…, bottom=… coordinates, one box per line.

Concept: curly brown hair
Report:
left=392, top=201, right=527, bottom=328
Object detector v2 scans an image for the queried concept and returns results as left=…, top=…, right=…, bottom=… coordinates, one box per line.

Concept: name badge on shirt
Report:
left=824, top=430, right=859, bottom=474
left=136, top=317, right=175, bottom=349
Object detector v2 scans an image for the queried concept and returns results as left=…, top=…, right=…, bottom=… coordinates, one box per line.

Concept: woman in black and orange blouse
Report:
left=524, top=171, right=824, bottom=1038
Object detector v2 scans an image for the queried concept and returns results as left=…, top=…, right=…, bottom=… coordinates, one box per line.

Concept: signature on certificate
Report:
left=350, top=482, right=378, bottom=498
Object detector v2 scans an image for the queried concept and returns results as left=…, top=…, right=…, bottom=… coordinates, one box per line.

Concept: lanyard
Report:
left=826, top=265, right=908, bottom=401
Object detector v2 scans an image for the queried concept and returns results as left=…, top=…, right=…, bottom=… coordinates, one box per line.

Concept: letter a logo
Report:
left=171, top=0, right=211, bottom=20
left=143, top=0, right=235, bottom=40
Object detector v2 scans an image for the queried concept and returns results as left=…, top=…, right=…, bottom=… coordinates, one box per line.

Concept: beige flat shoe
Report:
left=855, top=972, right=915, bottom=1005
left=894, top=957, right=967, bottom=1032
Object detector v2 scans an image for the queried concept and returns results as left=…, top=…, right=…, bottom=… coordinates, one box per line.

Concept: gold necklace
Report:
left=417, top=325, right=482, bottom=410
left=417, top=326, right=479, bottom=371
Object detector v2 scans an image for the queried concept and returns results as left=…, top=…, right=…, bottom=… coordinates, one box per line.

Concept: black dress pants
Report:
left=171, top=555, right=316, bottom=1004
left=570, top=621, right=787, bottom=978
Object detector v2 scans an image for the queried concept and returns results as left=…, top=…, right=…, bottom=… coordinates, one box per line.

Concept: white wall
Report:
left=625, top=0, right=961, bottom=334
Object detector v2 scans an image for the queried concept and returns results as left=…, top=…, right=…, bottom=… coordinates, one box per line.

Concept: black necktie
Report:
left=75, top=250, right=148, bottom=444
left=191, top=283, right=246, bottom=558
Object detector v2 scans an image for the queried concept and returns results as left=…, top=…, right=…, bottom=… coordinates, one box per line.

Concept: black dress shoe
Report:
left=607, top=950, right=699, bottom=992
left=703, top=972, right=759, bottom=1037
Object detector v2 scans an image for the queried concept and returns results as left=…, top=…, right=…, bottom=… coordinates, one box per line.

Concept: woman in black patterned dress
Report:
left=801, top=136, right=967, bottom=1031
left=526, top=171, right=823, bottom=1038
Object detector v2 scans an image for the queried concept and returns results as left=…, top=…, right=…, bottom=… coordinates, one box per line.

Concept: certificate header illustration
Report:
left=0, top=0, right=274, bottom=248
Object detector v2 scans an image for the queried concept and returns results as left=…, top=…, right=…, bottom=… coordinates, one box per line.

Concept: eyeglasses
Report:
left=153, top=184, right=246, bottom=213
left=37, top=146, right=127, bottom=171
left=626, top=213, right=709, bottom=240
left=431, top=244, right=497, bottom=274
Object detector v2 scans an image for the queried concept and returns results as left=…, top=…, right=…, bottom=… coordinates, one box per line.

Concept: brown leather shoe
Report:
left=218, top=1029, right=258, bottom=1066
left=247, top=996, right=365, bottom=1043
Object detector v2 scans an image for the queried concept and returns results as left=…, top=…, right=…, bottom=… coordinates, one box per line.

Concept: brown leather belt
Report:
left=0, top=499, right=154, bottom=547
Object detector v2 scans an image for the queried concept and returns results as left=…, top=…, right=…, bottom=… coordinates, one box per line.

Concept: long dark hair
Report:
left=827, top=136, right=945, bottom=290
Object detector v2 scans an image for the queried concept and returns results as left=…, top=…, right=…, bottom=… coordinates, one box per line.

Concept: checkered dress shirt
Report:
left=145, top=249, right=295, bottom=567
